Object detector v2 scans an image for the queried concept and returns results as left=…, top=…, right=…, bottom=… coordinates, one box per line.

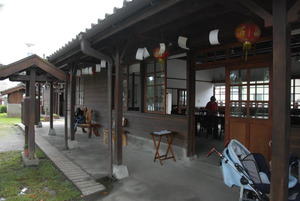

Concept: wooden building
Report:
left=0, top=84, right=25, bottom=117
left=47, top=0, right=300, bottom=200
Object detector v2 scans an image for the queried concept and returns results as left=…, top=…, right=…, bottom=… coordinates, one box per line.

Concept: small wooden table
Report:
left=150, top=130, right=176, bottom=165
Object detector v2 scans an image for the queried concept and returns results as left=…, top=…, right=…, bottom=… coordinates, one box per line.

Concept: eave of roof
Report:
left=0, top=54, right=66, bottom=81
left=0, top=84, right=25, bottom=95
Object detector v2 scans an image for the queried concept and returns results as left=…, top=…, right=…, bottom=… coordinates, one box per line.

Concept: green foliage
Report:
left=0, top=151, right=84, bottom=201
left=0, top=105, right=7, bottom=113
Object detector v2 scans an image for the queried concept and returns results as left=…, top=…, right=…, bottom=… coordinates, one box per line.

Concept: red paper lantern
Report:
left=235, top=22, right=261, bottom=61
left=153, top=47, right=169, bottom=64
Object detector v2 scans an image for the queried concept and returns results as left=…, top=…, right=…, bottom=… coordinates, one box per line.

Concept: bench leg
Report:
left=88, top=127, right=92, bottom=138
left=93, top=127, right=99, bottom=136
left=104, top=131, right=108, bottom=144
left=122, top=132, right=127, bottom=146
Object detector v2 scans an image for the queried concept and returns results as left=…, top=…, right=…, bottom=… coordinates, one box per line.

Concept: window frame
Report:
left=144, top=59, right=167, bottom=114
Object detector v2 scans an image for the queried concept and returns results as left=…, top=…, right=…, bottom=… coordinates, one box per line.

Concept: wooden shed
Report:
left=0, top=55, right=67, bottom=160
left=0, top=84, right=25, bottom=117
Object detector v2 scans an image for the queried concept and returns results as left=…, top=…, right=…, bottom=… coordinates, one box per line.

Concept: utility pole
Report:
left=25, top=43, right=35, bottom=56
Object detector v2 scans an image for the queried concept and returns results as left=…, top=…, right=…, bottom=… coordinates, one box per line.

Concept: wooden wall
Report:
left=79, top=68, right=188, bottom=148
left=79, top=69, right=109, bottom=126
left=8, top=91, right=23, bottom=104
left=290, top=127, right=300, bottom=157
left=123, top=112, right=188, bottom=148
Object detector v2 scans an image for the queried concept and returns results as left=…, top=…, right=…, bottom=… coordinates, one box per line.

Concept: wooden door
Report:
left=225, top=62, right=272, bottom=162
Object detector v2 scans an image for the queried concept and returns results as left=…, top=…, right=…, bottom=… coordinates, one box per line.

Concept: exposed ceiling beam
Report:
left=288, top=0, right=300, bottom=23
left=9, top=75, right=55, bottom=82
left=239, top=0, right=273, bottom=27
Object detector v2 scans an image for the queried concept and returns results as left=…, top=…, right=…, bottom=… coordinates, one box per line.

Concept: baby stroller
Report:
left=207, top=139, right=300, bottom=201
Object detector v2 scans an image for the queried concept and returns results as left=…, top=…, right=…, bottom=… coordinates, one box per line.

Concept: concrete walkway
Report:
left=17, top=118, right=239, bottom=201
left=16, top=123, right=105, bottom=196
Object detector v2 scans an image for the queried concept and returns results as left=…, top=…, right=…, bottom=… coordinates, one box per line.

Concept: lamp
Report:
left=96, top=64, right=101, bottom=72
left=76, top=69, right=81, bottom=77
left=135, top=47, right=150, bottom=60
left=101, top=60, right=107, bottom=68
left=209, top=29, right=220, bottom=45
left=178, top=36, right=189, bottom=50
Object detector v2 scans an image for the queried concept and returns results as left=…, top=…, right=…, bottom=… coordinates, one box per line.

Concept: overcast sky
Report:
left=0, top=0, right=124, bottom=65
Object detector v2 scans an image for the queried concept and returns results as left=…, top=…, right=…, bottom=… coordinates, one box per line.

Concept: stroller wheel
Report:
left=242, top=190, right=259, bottom=201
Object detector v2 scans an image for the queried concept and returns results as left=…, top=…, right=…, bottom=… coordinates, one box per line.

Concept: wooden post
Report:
left=140, top=61, right=145, bottom=113
left=70, top=67, right=76, bottom=140
left=57, top=84, right=60, bottom=116
left=64, top=74, right=68, bottom=149
left=108, top=59, right=113, bottom=178
left=29, top=68, right=36, bottom=159
left=50, top=82, right=54, bottom=129
left=38, top=83, right=41, bottom=117
left=271, top=0, right=290, bottom=200
left=25, top=82, right=29, bottom=147
left=187, top=50, right=196, bottom=156
left=114, top=48, right=123, bottom=165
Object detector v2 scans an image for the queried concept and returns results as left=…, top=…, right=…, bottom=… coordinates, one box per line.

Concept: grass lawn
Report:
left=0, top=113, right=21, bottom=125
left=0, top=149, right=85, bottom=201
left=0, top=113, right=21, bottom=137
left=0, top=114, right=85, bottom=201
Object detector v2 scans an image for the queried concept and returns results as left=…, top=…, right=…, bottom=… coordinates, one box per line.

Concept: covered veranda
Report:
left=25, top=117, right=239, bottom=200
left=46, top=0, right=300, bottom=200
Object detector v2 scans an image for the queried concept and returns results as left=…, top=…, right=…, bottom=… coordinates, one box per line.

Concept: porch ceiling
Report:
left=48, top=0, right=300, bottom=68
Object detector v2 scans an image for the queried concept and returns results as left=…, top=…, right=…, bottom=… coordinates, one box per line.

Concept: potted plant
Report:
left=23, top=145, right=29, bottom=157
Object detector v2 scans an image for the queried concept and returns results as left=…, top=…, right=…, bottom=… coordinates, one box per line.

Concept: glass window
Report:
left=178, top=89, right=187, bottom=106
left=214, top=86, right=225, bottom=106
left=76, top=77, right=84, bottom=106
left=230, top=69, right=247, bottom=85
left=229, top=67, right=270, bottom=119
left=123, top=64, right=141, bottom=111
left=291, top=79, right=300, bottom=109
left=145, top=60, right=166, bottom=113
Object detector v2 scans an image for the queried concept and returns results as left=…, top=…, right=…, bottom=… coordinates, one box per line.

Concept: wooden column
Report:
left=50, top=82, right=54, bottom=129
left=187, top=50, right=196, bottom=156
left=38, top=83, right=41, bottom=116
left=64, top=75, right=68, bottom=149
left=25, top=82, right=29, bottom=147
left=29, top=69, right=36, bottom=159
left=114, top=48, right=123, bottom=165
left=271, top=0, right=290, bottom=200
left=70, top=67, right=76, bottom=140
left=108, top=60, right=113, bottom=177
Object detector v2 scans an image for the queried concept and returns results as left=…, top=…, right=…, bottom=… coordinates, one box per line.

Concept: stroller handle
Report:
left=206, top=148, right=224, bottom=159
left=206, top=148, right=216, bottom=157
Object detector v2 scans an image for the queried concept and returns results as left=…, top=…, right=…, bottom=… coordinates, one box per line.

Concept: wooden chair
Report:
left=77, top=109, right=101, bottom=138
left=103, top=117, right=127, bottom=146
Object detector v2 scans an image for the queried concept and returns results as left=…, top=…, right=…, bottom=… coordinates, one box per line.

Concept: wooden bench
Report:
left=103, top=117, right=127, bottom=146
left=77, top=109, right=101, bottom=138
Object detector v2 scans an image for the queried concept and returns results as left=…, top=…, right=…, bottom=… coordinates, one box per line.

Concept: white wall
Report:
left=195, top=82, right=213, bottom=107
left=167, top=59, right=186, bottom=88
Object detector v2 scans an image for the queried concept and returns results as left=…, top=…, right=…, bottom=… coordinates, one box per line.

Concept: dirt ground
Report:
left=0, top=124, right=24, bottom=152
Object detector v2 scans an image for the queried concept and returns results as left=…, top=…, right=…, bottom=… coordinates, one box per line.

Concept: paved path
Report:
left=0, top=124, right=24, bottom=152
left=16, top=123, right=106, bottom=196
